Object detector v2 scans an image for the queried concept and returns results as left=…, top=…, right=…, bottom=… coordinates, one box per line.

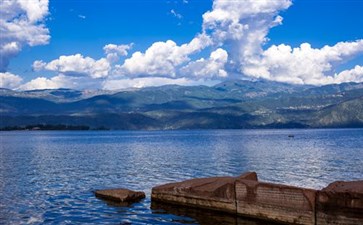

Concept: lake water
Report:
left=1, top=129, right=362, bottom=224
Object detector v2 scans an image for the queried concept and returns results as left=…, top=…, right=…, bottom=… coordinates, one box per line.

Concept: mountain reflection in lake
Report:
left=1, top=129, right=362, bottom=224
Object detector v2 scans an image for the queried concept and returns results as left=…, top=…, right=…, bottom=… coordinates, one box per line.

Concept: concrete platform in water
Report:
left=151, top=172, right=363, bottom=225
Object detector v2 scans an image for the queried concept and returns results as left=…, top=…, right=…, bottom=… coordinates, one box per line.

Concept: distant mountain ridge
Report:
left=1, top=80, right=363, bottom=130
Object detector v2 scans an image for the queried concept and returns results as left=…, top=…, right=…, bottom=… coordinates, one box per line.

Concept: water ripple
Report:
left=1, top=129, right=362, bottom=224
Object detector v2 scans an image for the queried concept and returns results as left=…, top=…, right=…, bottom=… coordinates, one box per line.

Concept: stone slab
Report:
left=316, top=181, right=363, bottom=225
left=95, top=188, right=145, bottom=204
left=151, top=201, right=272, bottom=225
left=151, top=172, right=257, bottom=213
left=235, top=179, right=316, bottom=225
left=151, top=172, right=362, bottom=225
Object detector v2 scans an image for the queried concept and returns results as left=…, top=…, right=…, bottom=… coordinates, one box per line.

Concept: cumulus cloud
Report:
left=181, top=48, right=228, bottom=78
left=334, top=65, right=363, bottom=84
left=32, top=43, right=133, bottom=81
left=0, top=0, right=50, bottom=71
left=195, top=0, right=363, bottom=85
left=243, top=40, right=363, bottom=85
left=0, top=72, right=23, bottom=89
left=12, top=0, right=363, bottom=90
left=118, top=34, right=212, bottom=77
left=202, top=0, right=291, bottom=64
left=32, top=60, right=47, bottom=71
left=33, top=54, right=111, bottom=78
left=103, top=43, right=133, bottom=63
left=19, top=74, right=103, bottom=90
left=102, top=77, right=218, bottom=90
left=19, top=75, right=69, bottom=90
left=114, top=0, right=294, bottom=81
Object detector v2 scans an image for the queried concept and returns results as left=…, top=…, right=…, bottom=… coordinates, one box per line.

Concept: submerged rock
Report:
left=95, top=188, right=145, bottom=204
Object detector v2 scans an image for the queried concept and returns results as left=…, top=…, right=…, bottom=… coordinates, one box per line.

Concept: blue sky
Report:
left=1, top=0, right=363, bottom=90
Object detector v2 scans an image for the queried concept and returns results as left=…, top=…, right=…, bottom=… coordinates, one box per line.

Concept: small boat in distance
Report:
left=288, top=134, right=295, bottom=138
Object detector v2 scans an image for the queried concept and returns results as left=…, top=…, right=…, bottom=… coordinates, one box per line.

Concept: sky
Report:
left=1, top=0, right=363, bottom=90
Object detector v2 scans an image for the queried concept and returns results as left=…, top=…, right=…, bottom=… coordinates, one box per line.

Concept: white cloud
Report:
left=0, top=72, right=23, bottom=89
left=102, top=77, right=218, bottom=90
left=17, top=0, right=49, bottom=22
left=103, top=43, right=133, bottom=63
left=32, top=44, right=133, bottom=81
left=334, top=65, right=363, bottom=84
left=32, top=60, right=47, bottom=71
left=19, top=76, right=67, bottom=90
left=243, top=40, right=363, bottom=85
left=171, top=9, right=182, bottom=19
left=13, top=0, right=363, bottom=90
left=34, top=54, right=111, bottom=78
left=197, top=0, right=363, bottom=85
left=0, top=0, right=50, bottom=71
left=119, top=33, right=212, bottom=77
left=202, top=0, right=291, bottom=63
left=181, top=48, right=228, bottom=78
left=78, top=15, right=86, bottom=19
left=19, top=74, right=103, bottom=90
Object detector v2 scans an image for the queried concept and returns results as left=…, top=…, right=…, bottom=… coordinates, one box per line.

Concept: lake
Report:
left=1, top=129, right=362, bottom=224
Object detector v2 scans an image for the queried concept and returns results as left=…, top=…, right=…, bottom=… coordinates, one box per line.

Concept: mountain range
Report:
left=1, top=79, right=363, bottom=130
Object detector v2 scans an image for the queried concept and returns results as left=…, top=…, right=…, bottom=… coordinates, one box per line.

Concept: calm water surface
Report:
left=1, top=129, right=362, bottom=224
